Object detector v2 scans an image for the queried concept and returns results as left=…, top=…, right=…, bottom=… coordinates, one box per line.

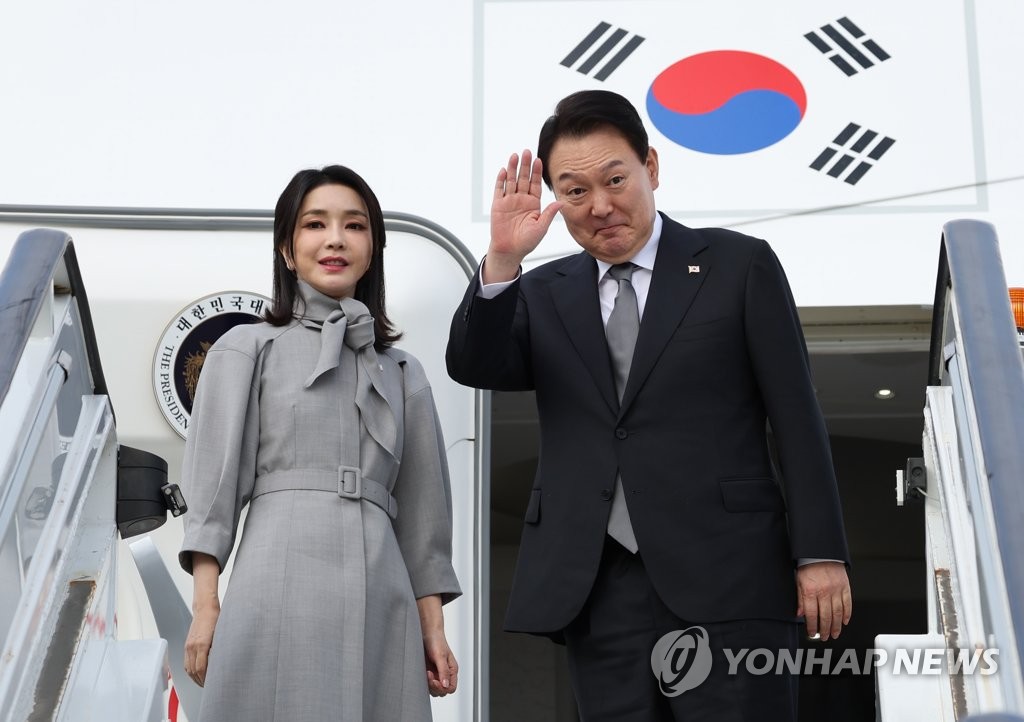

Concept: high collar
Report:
left=296, top=279, right=371, bottom=324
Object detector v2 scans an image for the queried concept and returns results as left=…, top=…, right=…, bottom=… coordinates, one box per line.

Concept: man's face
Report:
left=547, top=127, right=660, bottom=264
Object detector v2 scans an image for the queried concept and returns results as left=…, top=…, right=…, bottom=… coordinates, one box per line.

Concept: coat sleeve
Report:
left=446, top=264, right=535, bottom=391
left=178, top=336, right=263, bottom=574
left=743, top=240, right=850, bottom=565
left=391, top=356, right=462, bottom=604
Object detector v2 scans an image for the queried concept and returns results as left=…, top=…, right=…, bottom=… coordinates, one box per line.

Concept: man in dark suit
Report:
left=447, top=90, right=851, bottom=721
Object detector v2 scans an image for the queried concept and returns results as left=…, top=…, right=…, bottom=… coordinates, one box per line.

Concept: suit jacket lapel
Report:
left=551, top=252, right=619, bottom=414
left=619, top=215, right=710, bottom=417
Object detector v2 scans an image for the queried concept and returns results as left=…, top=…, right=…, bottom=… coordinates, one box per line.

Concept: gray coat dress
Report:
left=179, top=281, right=461, bottom=722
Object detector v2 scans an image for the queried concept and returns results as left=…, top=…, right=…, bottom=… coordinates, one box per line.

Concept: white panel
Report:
left=480, top=0, right=979, bottom=217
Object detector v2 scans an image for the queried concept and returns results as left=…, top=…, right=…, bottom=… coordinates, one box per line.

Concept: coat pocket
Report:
left=719, top=477, right=786, bottom=513
left=524, top=488, right=542, bottom=524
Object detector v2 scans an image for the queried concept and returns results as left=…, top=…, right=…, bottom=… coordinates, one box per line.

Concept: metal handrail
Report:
left=0, top=396, right=114, bottom=721
left=928, top=219, right=1024, bottom=707
left=0, top=229, right=108, bottom=407
left=0, top=206, right=478, bottom=278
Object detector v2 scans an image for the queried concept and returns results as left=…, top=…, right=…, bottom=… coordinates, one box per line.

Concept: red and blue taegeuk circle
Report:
left=646, top=50, right=807, bottom=155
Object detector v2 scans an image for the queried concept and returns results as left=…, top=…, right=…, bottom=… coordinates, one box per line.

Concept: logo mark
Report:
left=651, top=626, right=714, bottom=696
left=561, top=21, right=645, bottom=81
left=810, top=122, right=896, bottom=185
left=647, top=51, right=806, bottom=155
left=153, top=291, right=269, bottom=438
left=804, top=17, right=891, bottom=77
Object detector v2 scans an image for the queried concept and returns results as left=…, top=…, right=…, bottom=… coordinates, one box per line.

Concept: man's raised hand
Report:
left=485, top=150, right=563, bottom=283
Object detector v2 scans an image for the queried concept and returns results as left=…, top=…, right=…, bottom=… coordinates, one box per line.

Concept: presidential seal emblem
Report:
left=152, top=291, right=270, bottom=438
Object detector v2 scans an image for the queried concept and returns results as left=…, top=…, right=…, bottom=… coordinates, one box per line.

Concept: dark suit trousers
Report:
left=563, top=538, right=799, bottom=722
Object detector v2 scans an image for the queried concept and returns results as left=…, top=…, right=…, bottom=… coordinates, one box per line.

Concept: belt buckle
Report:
left=337, top=465, right=363, bottom=500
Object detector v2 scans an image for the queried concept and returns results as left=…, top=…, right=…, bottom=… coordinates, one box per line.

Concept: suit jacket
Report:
left=447, top=214, right=849, bottom=635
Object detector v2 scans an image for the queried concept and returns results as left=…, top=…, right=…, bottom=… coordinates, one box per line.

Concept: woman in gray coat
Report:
left=180, top=165, right=462, bottom=721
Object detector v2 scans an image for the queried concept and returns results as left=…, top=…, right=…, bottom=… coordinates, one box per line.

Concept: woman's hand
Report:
left=424, top=631, right=459, bottom=697
left=184, top=605, right=219, bottom=687
left=417, top=594, right=458, bottom=697
left=184, top=552, right=221, bottom=687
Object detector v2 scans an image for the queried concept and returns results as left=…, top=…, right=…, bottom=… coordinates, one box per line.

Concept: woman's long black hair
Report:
left=265, top=165, right=401, bottom=349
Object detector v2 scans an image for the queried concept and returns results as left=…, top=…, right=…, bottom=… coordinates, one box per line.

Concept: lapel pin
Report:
left=688, top=265, right=700, bottom=274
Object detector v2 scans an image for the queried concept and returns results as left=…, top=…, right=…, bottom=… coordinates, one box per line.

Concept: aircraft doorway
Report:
left=487, top=306, right=932, bottom=722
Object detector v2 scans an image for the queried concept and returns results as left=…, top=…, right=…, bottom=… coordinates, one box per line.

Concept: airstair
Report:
left=0, top=230, right=182, bottom=722
left=876, top=220, right=1024, bottom=721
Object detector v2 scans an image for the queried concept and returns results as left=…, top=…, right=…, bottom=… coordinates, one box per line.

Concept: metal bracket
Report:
left=901, top=457, right=927, bottom=504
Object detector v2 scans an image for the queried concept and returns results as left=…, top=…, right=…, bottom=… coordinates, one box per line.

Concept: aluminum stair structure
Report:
left=0, top=230, right=168, bottom=722
left=876, top=220, right=1024, bottom=721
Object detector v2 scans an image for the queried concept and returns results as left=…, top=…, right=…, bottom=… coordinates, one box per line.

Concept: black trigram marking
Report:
left=561, top=22, right=645, bottom=81
left=810, top=123, right=895, bottom=185
left=805, top=17, right=890, bottom=76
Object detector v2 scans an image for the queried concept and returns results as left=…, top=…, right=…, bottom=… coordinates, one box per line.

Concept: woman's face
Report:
left=285, top=183, right=373, bottom=300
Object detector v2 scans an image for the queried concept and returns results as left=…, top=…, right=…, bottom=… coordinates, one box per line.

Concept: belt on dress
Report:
left=252, top=466, right=398, bottom=520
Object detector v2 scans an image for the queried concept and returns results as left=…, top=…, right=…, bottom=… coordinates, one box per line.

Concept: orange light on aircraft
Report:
left=1010, top=288, right=1024, bottom=346
left=1011, top=288, right=1024, bottom=328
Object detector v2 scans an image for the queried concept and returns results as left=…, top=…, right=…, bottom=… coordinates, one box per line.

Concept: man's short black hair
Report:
left=537, top=90, right=650, bottom=188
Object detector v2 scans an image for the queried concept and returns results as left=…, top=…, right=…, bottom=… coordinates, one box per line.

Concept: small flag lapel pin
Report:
left=688, top=265, right=700, bottom=274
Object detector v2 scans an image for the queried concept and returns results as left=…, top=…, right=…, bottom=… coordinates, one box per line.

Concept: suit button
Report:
left=600, top=489, right=612, bottom=500
left=615, top=428, right=628, bottom=439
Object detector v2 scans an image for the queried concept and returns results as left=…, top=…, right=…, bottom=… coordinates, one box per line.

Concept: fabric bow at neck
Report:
left=301, top=289, right=398, bottom=460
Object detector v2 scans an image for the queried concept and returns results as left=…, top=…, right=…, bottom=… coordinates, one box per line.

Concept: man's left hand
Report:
left=796, top=561, right=852, bottom=641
